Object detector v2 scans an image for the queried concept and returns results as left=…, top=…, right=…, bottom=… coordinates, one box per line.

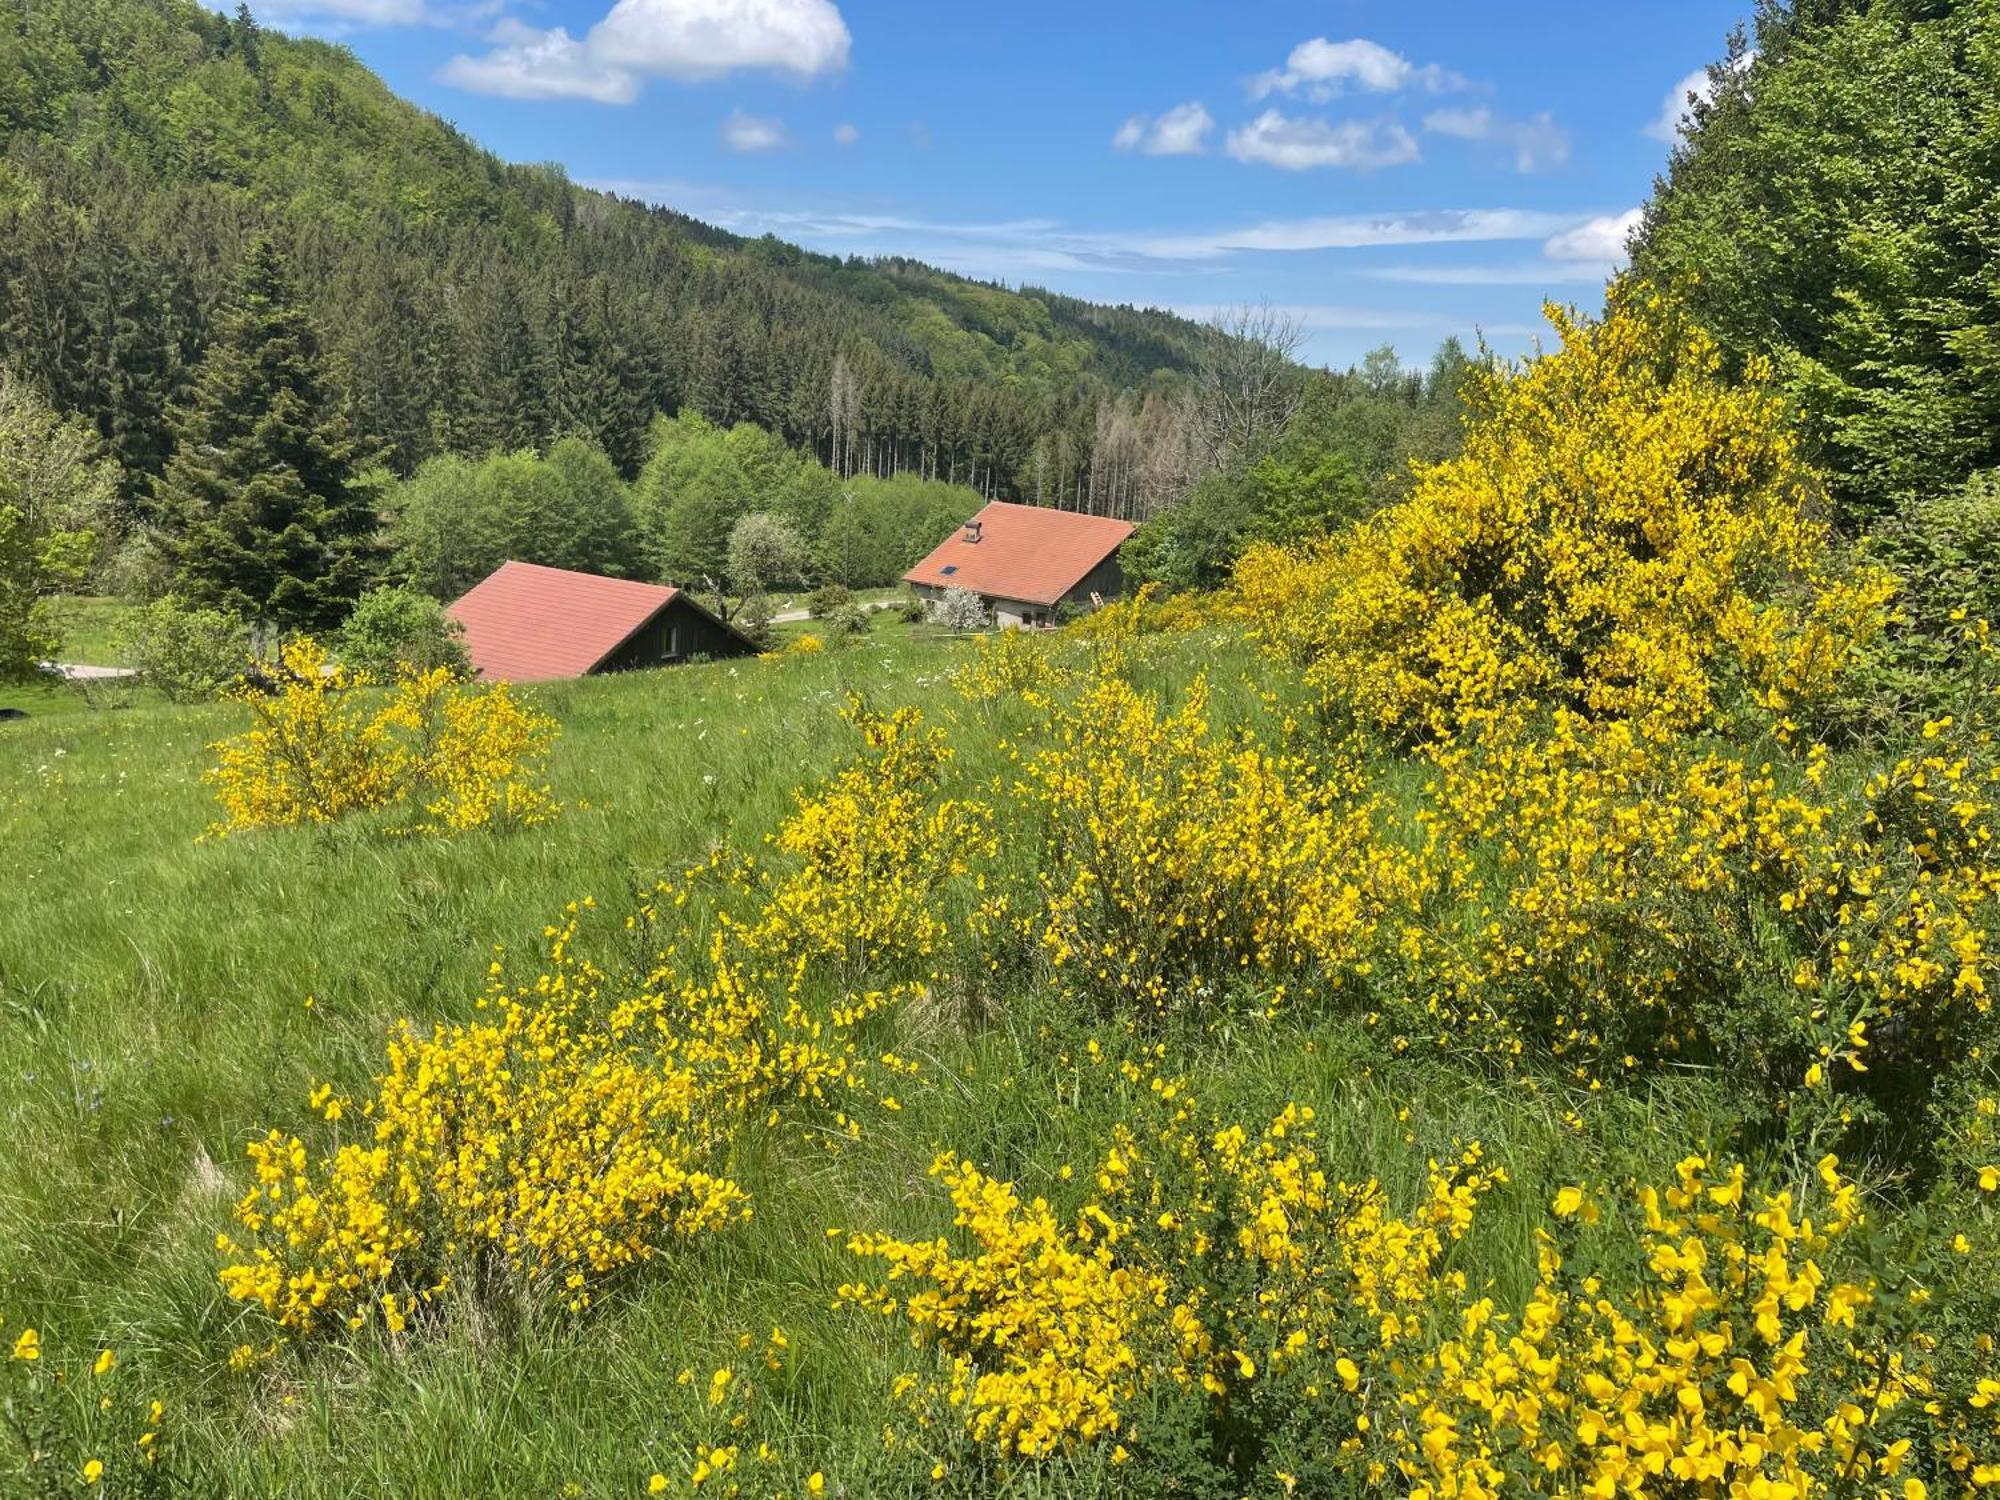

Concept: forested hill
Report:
left=0, top=0, right=1219, bottom=496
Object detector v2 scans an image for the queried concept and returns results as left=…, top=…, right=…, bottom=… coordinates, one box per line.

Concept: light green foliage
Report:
left=815, top=474, right=981, bottom=589
left=636, top=414, right=829, bottom=585
left=118, top=595, right=248, bottom=702
left=1125, top=341, right=1470, bottom=594
left=1632, top=0, right=2000, bottom=522
left=339, top=585, right=469, bottom=678
left=0, top=371, right=117, bottom=680
left=382, top=437, right=639, bottom=598
left=725, top=511, right=809, bottom=601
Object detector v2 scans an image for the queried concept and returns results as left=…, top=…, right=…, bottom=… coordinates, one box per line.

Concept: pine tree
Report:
left=153, top=238, right=379, bottom=630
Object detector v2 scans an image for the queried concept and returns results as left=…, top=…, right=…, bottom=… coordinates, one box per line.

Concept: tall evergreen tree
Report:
left=152, top=238, right=378, bottom=630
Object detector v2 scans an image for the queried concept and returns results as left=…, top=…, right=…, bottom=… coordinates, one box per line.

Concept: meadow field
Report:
left=0, top=621, right=1759, bottom=1499
left=4, top=297, right=1998, bottom=1500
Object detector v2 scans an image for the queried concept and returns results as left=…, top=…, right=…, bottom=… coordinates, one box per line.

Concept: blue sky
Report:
left=267, top=0, right=1754, bottom=368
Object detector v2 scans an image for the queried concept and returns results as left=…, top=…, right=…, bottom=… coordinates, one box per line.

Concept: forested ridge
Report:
left=0, top=0, right=1221, bottom=502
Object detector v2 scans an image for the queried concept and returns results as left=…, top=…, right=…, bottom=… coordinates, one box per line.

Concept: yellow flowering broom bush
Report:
left=219, top=704, right=992, bottom=1343
left=846, top=1103, right=2000, bottom=1498
left=1233, top=282, right=1893, bottom=745
left=206, top=637, right=559, bottom=837
left=1010, top=671, right=1414, bottom=1014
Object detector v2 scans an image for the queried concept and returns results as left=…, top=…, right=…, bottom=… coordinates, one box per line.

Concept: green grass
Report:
left=0, top=627, right=1735, bottom=1496
left=49, top=595, right=143, bottom=667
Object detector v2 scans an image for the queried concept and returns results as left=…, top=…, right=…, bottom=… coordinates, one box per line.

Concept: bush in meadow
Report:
left=119, top=595, right=248, bottom=703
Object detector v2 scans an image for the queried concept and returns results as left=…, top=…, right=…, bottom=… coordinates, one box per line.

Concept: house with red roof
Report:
left=446, top=560, right=760, bottom=683
left=903, top=501, right=1136, bottom=628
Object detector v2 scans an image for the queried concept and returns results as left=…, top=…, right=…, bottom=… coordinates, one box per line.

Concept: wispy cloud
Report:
left=588, top=189, right=1606, bottom=277
left=721, top=108, right=788, bottom=152
left=1225, top=111, right=1419, bottom=171
left=1173, top=302, right=1540, bottom=339
left=1112, top=101, right=1216, bottom=157
left=1250, top=37, right=1464, bottom=101
left=1422, top=106, right=1570, bottom=173
left=1364, top=262, right=1615, bottom=286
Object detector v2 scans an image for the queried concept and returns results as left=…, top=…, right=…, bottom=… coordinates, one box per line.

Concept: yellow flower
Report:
left=1979, top=1165, right=1999, bottom=1192
left=93, top=1348, right=116, bottom=1377
left=648, top=1475, right=668, bottom=1494
left=806, top=1474, right=826, bottom=1495
left=11, top=1328, right=38, bottom=1362
left=82, top=1459, right=104, bottom=1485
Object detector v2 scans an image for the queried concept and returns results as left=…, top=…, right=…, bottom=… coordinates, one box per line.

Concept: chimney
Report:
left=964, top=519, right=983, bottom=543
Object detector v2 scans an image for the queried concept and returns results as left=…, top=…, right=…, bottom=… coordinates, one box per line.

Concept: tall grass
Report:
left=0, top=631, right=1738, bottom=1496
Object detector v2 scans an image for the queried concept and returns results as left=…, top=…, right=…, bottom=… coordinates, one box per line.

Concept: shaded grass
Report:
left=0, top=628, right=1739, bottom=1496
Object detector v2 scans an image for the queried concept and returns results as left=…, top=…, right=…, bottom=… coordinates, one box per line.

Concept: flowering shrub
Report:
left=745, top=701, right=995, bottom=980
left=205, top=637, right=558, bottom=837
left=948, top=626, right=1076, bottom=705
left=1013, top=673, right=1410, bottom=1013
left=848, top=1101, right=1999, bottom=1498
left=841, top=1079, right=1502, bottom=1490
left=2, top=1325, right=172, bottom=1496
left=1233, top=284, right=1893, bottom=744
left=220, top=705, right=988, bottom=1344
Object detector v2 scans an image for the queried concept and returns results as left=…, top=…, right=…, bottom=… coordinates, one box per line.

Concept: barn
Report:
left=446, top=560, right=761, bottom=682
left=903, top=501, right=1136, bottom=627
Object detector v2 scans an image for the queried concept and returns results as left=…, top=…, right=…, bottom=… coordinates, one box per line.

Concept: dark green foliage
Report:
left=1835, top=469, right=2000, bottom=730
left=805, top=583, right=853, bottom=619
left=1631, top=0, right=2000, bottom=523
left=150, top=239, right=378, bottom=630
left=815, top=475, right=982, bottom=589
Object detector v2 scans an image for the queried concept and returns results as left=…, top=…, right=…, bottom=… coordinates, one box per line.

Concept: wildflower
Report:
left=82, top=1459, right=103, bottom=1485
left=92, top=1347, right=116, bottom=1377
left=12, top=1328, right=38, bottom=1361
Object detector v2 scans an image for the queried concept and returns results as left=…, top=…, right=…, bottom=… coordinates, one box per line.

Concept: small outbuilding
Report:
left=447, top=560, right=760, bottom=682
left=903, top=501, right=1136, bottom=627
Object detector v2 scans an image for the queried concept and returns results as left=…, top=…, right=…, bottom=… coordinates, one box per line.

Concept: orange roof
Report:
left=446, top=561, right=716, bottom=682
left=903, top=502, right=1135, bottom=607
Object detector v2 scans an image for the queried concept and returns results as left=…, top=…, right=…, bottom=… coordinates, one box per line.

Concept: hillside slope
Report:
left=0, top=0, right=1216, bottom=492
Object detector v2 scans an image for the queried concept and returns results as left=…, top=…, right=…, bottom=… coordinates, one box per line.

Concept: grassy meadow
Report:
left=0, top=623, right=1740, bottom=1497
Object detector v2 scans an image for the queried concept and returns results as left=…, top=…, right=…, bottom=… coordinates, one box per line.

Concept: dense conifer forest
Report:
left=0, top=0, right=1225, bottom=507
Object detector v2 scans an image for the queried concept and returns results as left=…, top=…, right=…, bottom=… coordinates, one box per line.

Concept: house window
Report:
left=940, top=564, right=959, bottom=576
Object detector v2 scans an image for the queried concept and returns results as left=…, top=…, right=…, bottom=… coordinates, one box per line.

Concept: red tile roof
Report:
left=446, top=561, right=690, bottom=682
left=902, top=501, right=1136, bottom=608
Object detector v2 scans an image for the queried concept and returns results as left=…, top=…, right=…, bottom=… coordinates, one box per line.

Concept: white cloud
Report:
left=590, top=0, right=848, bottom=81
left=438, top=20, right=638, bottom=103
left=586, top=184, right=1598, bottom=276
left=832, top=121, right=859, bottom=146
left=1542, top=208, right=1641, bottom=263
left=1225, top=110, right=1419, bottom=171
left=1112, top=101, right=1215, bottom=157
left=721, top=107, right=788, bottom=152
left=1252, top=37, right=1463, bottom=101
left=1422, top=106, right=1570, bottom=172
left=442, top=0, right=849, bottom=103
left=1644, top=54, right=1751, bottom=142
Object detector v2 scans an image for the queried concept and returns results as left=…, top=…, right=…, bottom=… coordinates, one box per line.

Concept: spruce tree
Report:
left=153, top=238, right=378, bottom=630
